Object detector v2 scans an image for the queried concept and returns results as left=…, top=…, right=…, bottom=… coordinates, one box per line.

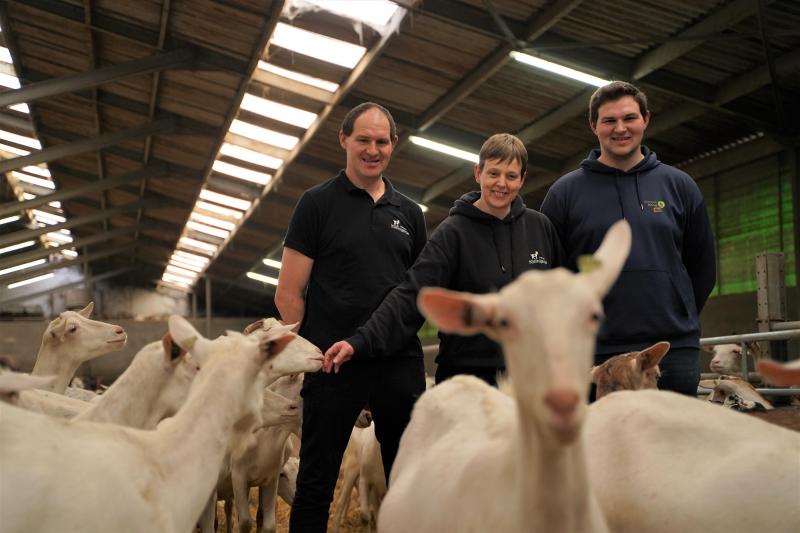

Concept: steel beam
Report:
left=632, top=0, right=769, bottom=79
left=0, top=242, right=136, bottom=284
left=0, top=198, right=161, bottom=248
left=0, top=266, right=135, bottom=305
left=0, top=163, right=167, bottom=217
left=0, top=111, right=34, bottom=133
left=0, top=48, right=194, bottom=108
left=0, top=222, right=151, bottom=269
left=0, top=119, right=176, bottom=174
left=416, top=0, right=583, bottom=132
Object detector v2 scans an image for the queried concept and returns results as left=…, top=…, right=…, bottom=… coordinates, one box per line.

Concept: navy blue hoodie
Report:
left=541, top=147, right=716, bottom=356
left=347, top=191, right=564, bottom=368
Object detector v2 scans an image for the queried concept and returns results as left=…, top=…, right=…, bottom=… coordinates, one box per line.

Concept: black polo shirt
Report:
left=284, top=170, right=426, bottom=357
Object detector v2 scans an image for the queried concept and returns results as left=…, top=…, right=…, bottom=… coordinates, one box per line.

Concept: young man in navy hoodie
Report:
left=541, top=81, right=716, bottom=397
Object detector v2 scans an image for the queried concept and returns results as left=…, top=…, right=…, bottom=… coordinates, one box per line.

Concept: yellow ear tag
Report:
left=181, top=335, right=197, bottom=350
left=577, top=255, right=602, bottom=274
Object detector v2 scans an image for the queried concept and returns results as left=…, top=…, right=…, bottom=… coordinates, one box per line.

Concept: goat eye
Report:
left=68, top=324, right=78, bottom=333
left=590, top=312, right=604, bottom=324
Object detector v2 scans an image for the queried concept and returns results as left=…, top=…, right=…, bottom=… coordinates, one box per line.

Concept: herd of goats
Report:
left=1, top=220, right=798, bottom=533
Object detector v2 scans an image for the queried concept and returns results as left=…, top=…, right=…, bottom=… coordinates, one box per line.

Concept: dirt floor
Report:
left=214, top=476, right=368, bottom=533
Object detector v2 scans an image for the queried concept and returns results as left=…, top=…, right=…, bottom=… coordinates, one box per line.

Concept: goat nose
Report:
left=544, top=389, right=579, bottom=416
left=115, top=327, right=125, bottom=335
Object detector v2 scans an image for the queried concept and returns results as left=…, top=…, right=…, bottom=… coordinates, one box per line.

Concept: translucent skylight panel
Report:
left=0, top=72, right=20, bottom=89
left=162, top=272, right=193, bottom=286
left=190, top=212, right=236, bottom=231
left=271, top=23, right=366, bottom=69
left=257, top=61, right=339, bottom=92
left=219, top=142, right=283, bottom=170
left=169, top=258, right=203, bottom=272
left=0, top=215, right=21, bottom=225
left=0, top=129, right=41, bottom=149
left=21, top=165, right=50, bottom=177
left=305, top=0, right=399, bottom=26
left=240, top=94, right=317, bottom=129
left=0, top=142, right=29, bottom=156
left=198, top=189, right=252, bottom=211
left=229, top=120, right=299, bottom=150
left=195, top=201, right=244, bottom=220
left=212, top=160, right=271, bottom=186
left=186, top=220, right=231, bottom=239
left=0, top=46, right=11, bottom=63
left=179, top=236, right=218, bottom=254
left=10, top=171, right=55, bottom=189
left=166, top=264, right=199, bottom=279
left=174, top=250, right=210, bottom=265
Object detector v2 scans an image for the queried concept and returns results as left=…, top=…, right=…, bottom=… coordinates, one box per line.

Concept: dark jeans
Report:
left=289, top=357, right=425, bottom=533
left=435, top=364, right=505, bottom=387
left=590, top=346, right=700, bottom=402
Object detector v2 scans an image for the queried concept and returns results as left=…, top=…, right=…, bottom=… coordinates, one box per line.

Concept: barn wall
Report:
left=0, top=317, right=259, bottom=382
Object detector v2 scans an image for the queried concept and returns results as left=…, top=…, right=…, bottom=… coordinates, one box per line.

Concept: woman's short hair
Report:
left=478, top=133, right=528, bottom=177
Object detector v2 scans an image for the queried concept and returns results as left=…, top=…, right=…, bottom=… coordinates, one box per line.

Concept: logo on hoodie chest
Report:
left=529, top=251, right=548, bottom=265
left=643, top=200, right=666, bottom=214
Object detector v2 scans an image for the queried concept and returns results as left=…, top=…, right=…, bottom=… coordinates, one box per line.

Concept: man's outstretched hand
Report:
left=323, top=340, right=354, bottom=373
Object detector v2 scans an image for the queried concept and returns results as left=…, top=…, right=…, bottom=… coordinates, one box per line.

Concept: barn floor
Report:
left=214, top=476, right=367, bottom=533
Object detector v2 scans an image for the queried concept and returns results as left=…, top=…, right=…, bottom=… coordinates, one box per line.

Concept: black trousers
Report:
left=590, top=346, right=701, bottom=402
left=289, top=357, right=425, bottom=533
left=434, top=364, right=505, bottom=387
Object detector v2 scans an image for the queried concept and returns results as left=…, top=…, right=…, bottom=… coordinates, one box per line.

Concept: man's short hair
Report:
left=478, top=133, right=528, bottom=177
left=340, top=102, right=397, bottom=139
left=589, top=81, right=649, bottom=125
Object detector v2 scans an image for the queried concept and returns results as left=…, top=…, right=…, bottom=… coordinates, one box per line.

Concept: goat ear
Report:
left=757, top=359, right=800, bottom=387
left=589, top=365, right=603, bottom=384
left=50, top=318, right=68, bottom=341
left=417, top=287, right=496, bottom=335
left=636, top=341, right=670, bottom=369
left=167, top=315, right=206, bottom=353
left=161, top=333, right=186, bottom=362
left=78, top=302, right=94, bottom=318
left=259, top=334, right=294, bottom=362
left=583, top=220, right=631, bottom=297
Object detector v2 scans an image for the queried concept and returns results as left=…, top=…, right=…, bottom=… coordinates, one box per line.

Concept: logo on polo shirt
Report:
left=529, top=251, right=547, bottom=265
left=390, top=219, right=410, bottom=236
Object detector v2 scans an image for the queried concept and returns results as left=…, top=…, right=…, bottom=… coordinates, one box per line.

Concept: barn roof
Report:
left=1, top=0, right=797, bottom=313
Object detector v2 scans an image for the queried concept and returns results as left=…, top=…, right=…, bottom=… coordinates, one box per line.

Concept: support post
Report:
left=205, top=276, right=211, bottom=338
left=756, top=253, right=788, bottom=361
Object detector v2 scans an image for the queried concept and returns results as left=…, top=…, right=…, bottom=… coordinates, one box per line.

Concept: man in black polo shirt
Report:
left=276, top=102, right=427, bottom=533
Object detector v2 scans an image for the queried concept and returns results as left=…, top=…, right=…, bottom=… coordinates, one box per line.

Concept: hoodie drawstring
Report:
left=613, top=173, right=626, bottom=220
left=635, top=171, right=643, bottom=211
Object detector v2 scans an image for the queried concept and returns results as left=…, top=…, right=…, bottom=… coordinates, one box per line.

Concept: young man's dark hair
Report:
left=340, top=101, right=397, bottom=139
left=588, top=81, right=649, bottom=125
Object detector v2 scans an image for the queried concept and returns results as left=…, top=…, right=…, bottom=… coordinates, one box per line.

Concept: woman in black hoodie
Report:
left=323, top=133, right=564, bottom=386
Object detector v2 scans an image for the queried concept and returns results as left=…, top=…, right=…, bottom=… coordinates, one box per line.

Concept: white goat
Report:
left=378, top=220, right=633, bottom=533
left=708, top=341, right=763, bottom=375
left=198, top=318, right=323, bottom=533
left=74, top=332, right=202, bottom=429
left=586, top=389, right=800, bottom=533
left=700, top=375, right=774, bottom=411
left=31, top=302, right=127, bottom=394
left=590, top=341, right=669, bottom=399
left=0, top=316, right=294, bottom=533
left=0, top=373, right=55, bottom=404
left=333, top=422, right=386, bottom=533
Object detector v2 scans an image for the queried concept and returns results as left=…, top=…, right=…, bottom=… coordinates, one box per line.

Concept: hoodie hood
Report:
left=580, top=146, right=660, bottom=174
left=580, top=146, right=661, bottom=219
left=449, top=190, right=527, bottom=222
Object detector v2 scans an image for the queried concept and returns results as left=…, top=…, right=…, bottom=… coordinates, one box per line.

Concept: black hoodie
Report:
left=347, top=191, right=564, bottom=368
left=541, top=147, right=716, bottom=356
